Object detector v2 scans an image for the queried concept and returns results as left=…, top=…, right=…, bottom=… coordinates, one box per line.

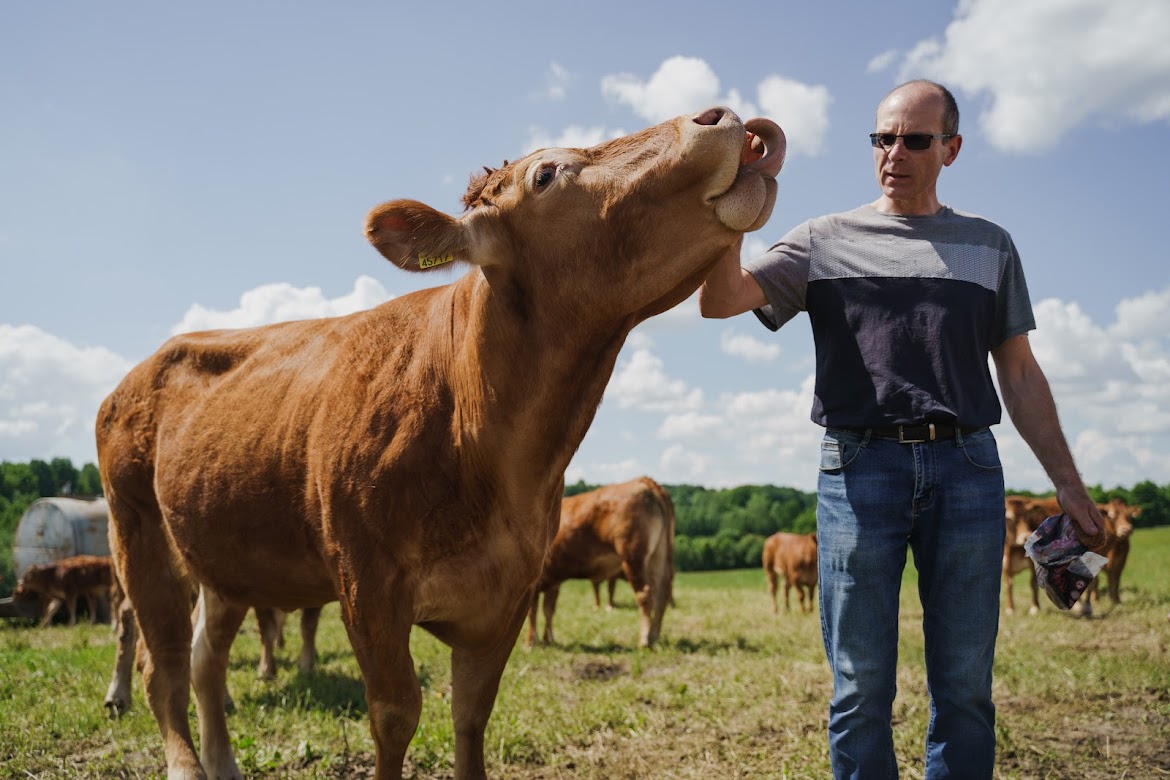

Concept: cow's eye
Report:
left=534, top=164, right=559, bottom=190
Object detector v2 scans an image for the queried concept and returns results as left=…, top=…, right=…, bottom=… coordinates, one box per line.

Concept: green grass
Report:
left=2, top=528, right=1169, bottom=779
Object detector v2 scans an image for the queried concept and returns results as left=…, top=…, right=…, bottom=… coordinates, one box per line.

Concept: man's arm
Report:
left=991, top=333, right=1105, bottom=545
left=698, top=239, right=768, bottom=319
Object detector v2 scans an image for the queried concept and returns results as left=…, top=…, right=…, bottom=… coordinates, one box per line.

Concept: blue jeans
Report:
left=817, top=427, right=1005, bottom=780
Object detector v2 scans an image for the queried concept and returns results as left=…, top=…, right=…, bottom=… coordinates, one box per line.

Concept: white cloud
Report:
left=720, top=328, right=780, bottom=363
left=0, top=325, right=133, bottom=464
left=659, top=444, right=711, bottom=482
left=601, top=56, right=730, bottom=122
left=606, top=347, right=703, bottom=413
left=172, top=275, right=391, bottom=334
left=894, top=0, right=1170, bottom=152
left=600, top=56, right=830, bottom=157
left=867, top=49, right=899, bottom=74
left=657, top=412, right=723, bottom=440
left=541, top=61, right=571, bottom=100
left=755, top=76, right=833, bottom=156
left=524, top=125, right=624, bottom=154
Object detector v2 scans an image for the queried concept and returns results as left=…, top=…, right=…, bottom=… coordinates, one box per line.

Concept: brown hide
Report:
left=16, top=555, right=115, bottom=627
left=527, top=476, right=675, bottom=648
left=1001, top=496, right=1046, bottom=615
left=762, top=532, right=818, bottom=614
left=1082, top=499, right=1139, bottom=610
left=97, top=107, right=784, bottom=780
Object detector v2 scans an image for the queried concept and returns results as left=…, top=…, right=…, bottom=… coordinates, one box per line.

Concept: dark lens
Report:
left=903, top=134, right=932, bottom=150
left=870, top=133, right=897, bottom=149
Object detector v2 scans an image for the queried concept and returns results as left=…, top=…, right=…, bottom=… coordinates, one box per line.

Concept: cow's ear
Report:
left=365, top=199, right=473, bottom=273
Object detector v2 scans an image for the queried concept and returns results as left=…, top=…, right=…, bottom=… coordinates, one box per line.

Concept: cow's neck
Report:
left=451, top=271, right=631, bottom=485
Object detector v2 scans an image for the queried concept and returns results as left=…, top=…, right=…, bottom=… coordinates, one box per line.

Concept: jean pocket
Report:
left=959, top=429, right=1003, bottom=471
left=819, top=432, right=864, bottom=473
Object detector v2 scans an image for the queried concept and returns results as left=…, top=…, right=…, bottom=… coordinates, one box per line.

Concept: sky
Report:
left=2, top=0, right=1168, bottom=494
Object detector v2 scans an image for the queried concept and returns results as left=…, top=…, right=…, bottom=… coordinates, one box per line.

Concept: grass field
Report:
left=2, top=527, right=1169, bottom=779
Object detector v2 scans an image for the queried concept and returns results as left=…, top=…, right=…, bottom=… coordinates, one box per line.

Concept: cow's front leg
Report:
left=540, top=584, right=560, bottom=645
left=450, top=596, right=529, bottom=780
left=340, top=591, right=420, bottom=780
left=191, top=587, right=247, bottom=780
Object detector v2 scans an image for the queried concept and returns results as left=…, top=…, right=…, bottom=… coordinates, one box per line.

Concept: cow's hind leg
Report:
left=191, top=587, right=246, bottom=780
left=450, top=596, right=529, bottom=780
left=254, top=607, right=281, bottom=680
left=298, top=606, right=321, bottom=674
left=540, top=584, right=560, bottom=645
left=105, top=598, right=138, bottom=717
left=108, top=498, right=205, bottom=779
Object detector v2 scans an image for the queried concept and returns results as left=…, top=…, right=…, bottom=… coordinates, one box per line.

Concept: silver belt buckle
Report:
left=898, top=423, right=935, bottom=443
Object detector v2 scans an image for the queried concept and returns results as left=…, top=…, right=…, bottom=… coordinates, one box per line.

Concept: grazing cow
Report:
left=762, top=532, right=818, bottom=614
left=590, top=575, right=622, bottom=610
left=527, top=476, right=676, bottom=648
left=254, top=606, right=322, bottom=680
left=96, top=107, right=785, bottom=780
left=1002, top=495, right=1047, bottom=615
left=15, top=555, right=115, bottom=627
left=1077, top=498, right=1139, bottom=615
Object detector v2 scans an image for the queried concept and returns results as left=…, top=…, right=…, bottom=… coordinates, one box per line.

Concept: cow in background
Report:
left=104, top=597, right=324, bottom=717
left=15, top=555, right=115, bottom=627
left=96, top=107, right=785, bottom=780
left=254, top=607, right=322, bottom=680
left=1002, top=495, right=1047, bottom=615
left=1074, top=498, right=1139, bottom=616
left=528, top=476, right=676, bottom=648
left=762, top=532, right=818, bottom=614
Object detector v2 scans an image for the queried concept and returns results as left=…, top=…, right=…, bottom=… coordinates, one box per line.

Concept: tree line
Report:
left=2, top=460, right=1168, bottom=597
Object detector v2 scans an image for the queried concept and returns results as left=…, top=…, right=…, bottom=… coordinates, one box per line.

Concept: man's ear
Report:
left=943, top=134, right=962, bottom=167
left=365, top=199, right=471, bottom=273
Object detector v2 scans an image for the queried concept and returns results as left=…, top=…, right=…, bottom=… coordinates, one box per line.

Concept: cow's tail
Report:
left=640, top=477, right=676, bottom=626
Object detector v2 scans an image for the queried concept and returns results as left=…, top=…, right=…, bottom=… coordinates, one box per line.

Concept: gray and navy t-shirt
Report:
left=747, top=204, right=1035, bottom=429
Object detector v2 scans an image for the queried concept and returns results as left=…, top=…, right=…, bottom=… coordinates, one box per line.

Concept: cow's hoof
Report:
left=104, top=696, right=129, bottom=719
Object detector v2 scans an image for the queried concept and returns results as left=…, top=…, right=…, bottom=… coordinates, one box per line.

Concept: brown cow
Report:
left=96, top=107, right=785, bottom=780
left=254, top=606, right=322, bottom=680
left=15, top=555, right=115, bottom=627
left=1077, top=498, right=1138, bottom=615
left=762, top=532, right=818, bottom=614
left=527, top=476, right=675, bottom=648
left=1002, top=495, right=1047, bottom=615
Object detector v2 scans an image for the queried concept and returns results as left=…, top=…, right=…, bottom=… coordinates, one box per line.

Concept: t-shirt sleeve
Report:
left=994, top=234, right=1036, bottom=346
left=745, top=222, right=812, bottom=332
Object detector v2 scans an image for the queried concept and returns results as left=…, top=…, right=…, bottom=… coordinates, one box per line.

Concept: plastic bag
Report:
left=1023, top=513, right=1109, bottom=610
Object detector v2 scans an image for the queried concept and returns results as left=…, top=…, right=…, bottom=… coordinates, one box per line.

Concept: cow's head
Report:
left=1005, top=497, right=1043, bottom=547
left=366, top=107, right=785, bottom=324
left=1100, top=499, right=1139, bottom=540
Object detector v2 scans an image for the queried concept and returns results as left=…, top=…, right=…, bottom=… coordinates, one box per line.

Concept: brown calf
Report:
left=96, top=107, right=785, bottom=780
left=15, top=555, right=115, bottom=627
left=1079, top=498, right=1139, bottom=614
left=527, top=476, right=676, bottom=648
left=1002, top=495, right=1047, bottom=615
left=762, top=532, right=818, bottom=614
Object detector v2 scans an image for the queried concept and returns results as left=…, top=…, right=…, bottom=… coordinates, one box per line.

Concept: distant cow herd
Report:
left=8, top=106, right=1153, bottom=780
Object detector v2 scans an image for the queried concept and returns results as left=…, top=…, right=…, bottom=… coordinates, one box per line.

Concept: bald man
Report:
left=700, top=80, right=1103, bottom=779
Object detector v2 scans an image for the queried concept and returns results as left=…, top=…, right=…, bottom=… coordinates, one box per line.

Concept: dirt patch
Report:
left=573, top=658, right=625, bottom=682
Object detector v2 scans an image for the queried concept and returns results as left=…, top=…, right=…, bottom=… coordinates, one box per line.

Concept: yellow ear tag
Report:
left=418, top=253, right=455, bottom=269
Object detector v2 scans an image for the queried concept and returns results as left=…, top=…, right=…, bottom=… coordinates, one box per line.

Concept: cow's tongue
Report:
left=714, top=119, right=786, bottom=232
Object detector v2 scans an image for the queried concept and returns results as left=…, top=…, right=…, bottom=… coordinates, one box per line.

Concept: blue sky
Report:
left=2, top=0, right=1168, bottom=493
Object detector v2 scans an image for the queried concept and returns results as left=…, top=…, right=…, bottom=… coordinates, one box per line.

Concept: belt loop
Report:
left=929, top=422, right=936, bottom=441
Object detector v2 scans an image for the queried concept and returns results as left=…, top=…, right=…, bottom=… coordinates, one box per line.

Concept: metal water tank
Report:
left=11, top=497, right=110, bottom=578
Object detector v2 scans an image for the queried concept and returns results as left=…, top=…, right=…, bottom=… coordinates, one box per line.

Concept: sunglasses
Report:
left=869, top=133, right=954, bottom=151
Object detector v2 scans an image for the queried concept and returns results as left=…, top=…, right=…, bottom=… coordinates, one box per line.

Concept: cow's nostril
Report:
left=693, top=107, right=724, bottom=126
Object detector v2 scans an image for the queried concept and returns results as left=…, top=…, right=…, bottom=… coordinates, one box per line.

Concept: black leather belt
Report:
left=848, top=423, right=983, bottom=443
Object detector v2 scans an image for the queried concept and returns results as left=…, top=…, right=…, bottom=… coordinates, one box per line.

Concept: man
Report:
left=699, top=80, right=1103, bottom=779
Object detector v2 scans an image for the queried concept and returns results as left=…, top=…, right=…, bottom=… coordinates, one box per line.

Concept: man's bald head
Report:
left=879, top=80, right=960, bottom=136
